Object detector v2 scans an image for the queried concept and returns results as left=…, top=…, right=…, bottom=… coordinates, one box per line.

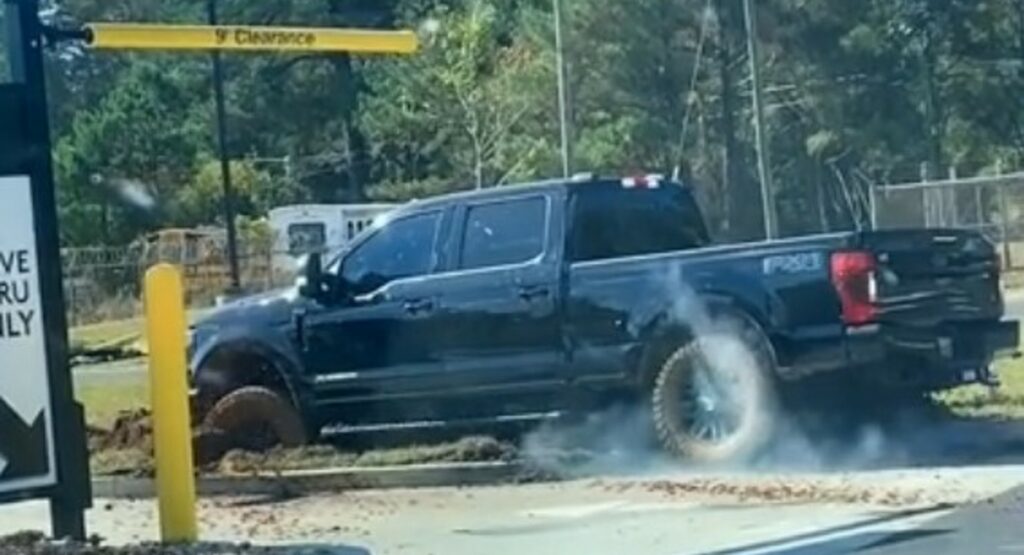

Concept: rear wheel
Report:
left=651, top=318, right=777, bottom=463
left=202, top=386, right=309, bottom=452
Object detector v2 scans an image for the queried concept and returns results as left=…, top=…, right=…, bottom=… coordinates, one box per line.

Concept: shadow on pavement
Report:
left=697, top=505, right=951, bottom=555
left=707, top=486, right=1024, bottom=555
left=708, top=529, right=948, bottom=555
left=241, top=544, right=372, bottom=555
left=857, top=485, right=1024, bottom=555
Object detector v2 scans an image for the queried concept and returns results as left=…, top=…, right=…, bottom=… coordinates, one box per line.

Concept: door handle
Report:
left=517, top=285, right=550, bottom=302
left=402, top=298, right=435, bottom=314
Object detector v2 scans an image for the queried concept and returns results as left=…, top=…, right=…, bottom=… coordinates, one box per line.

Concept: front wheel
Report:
left=652, top=328, right=777, bottom=463
left=202, top=386, right=309, bottom=453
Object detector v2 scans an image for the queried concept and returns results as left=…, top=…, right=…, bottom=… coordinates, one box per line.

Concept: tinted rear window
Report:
left=569, top=182, right=708, bottom=262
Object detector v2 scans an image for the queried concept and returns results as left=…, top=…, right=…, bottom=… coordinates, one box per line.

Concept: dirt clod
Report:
left=591, top=477, right=927, bottom=507
left=91, top=410, right=153, bottom=452
left=0, top=531, right=345, bottom=554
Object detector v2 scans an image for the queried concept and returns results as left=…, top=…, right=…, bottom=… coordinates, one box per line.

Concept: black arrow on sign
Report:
left=0, top=399, right=49, bottom=480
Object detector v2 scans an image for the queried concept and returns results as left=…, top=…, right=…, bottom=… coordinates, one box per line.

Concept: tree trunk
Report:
left=332, top=54, right=370, bottom=202
left=921, top=37, right=943, bottom=175
left=474, top=131, right=484, bottom=190
left=814, top=162, right=829, bottom=233
left=717, top=0, right=753, bottom=241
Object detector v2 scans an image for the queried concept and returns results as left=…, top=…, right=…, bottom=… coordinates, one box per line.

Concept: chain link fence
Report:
left=870, top=171, right=1024, bottom=271
left=62, top=239, right=308, bottom=327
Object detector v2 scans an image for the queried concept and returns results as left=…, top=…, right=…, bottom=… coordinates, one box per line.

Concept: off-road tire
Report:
left=651, top=317, right=777, bottom=463
left=192, top=426, right=232, bottom=465
left=202, top=386, right=308, bottom=451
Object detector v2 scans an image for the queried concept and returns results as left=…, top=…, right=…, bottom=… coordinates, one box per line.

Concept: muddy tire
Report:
left=192, top=426, right=232, bottom=465
left=652, top=317, right=777, bottom=463
left=202, top=386, right=308, bottom=452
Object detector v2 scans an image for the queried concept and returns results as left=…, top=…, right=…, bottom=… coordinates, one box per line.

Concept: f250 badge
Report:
left=763, top=252, right=823, bottom=275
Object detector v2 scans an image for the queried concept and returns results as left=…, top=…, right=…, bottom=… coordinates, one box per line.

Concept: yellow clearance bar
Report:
left=85, top=23, right=418, bottom=54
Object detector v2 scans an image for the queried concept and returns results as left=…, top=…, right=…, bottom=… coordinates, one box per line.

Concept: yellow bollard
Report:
left=144, top=264, right=198, bottom=542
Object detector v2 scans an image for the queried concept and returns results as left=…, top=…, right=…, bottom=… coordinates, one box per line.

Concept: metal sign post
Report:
left=0, top=3, right=418, bottom=541
left=1, top=0, right=91, bottom=540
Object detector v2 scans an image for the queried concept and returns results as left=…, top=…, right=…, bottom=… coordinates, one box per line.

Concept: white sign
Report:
left=0, top=175, right=56, bottom=494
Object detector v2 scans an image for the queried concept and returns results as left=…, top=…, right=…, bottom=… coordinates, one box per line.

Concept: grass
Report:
left=69, top=317, right=144, bottom=353
left=936, top=354, right=1024, bottom=419
left=68, top=309, right=206, bottom=357
left=75, top=373, right=149, bottom=429
left=1004, top=272, right=1024, bottom=291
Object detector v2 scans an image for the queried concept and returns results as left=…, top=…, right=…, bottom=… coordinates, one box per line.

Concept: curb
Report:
left=91, top=461, right=522, bottom=499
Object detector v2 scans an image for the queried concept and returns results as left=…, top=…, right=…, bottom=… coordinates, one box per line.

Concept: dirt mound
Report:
left=89, top=418, right=519, bottom=477
left=88, top=409, right=236, bottom=472
left=216, top=436, right=518, bottom=475
left=592, top=476, right=927, bottom=506
left=90, top=410, right=152, bottom=452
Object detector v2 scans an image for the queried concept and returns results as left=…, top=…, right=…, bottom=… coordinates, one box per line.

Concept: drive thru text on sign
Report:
left=0, top=175, right=57, bottom=493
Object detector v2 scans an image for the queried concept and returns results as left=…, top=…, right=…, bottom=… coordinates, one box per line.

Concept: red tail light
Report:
left=830, top=250, right=877, bottom=325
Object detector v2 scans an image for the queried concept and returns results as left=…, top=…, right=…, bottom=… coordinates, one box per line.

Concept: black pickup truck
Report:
left=188, top=175, right=1019, bottom=461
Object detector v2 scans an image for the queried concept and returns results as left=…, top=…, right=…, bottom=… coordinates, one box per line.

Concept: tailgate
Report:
left=859, top=229, right=1003, bottom=325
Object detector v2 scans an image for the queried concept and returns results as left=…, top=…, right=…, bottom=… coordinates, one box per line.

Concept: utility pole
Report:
left=553, top=0, right=572, bottom=178
left=716, top=0, right=744, bottom=240
left=207, top=0, right=242, bottom=292
left=742, top=0, right=776, bottom=240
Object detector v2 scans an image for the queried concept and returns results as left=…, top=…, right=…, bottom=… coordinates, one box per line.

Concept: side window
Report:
left=0, top=23, right=8, bottom=83
left=288, top=223, right=327, bottom=256
left=570, top=185, right=709, bottom=262
left=460, top=196, right=547, bottom=270
left=340, top=211, right=441, bottom=295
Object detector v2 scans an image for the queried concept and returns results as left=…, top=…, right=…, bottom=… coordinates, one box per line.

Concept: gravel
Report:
left=0, top=531, right=351, bottom=554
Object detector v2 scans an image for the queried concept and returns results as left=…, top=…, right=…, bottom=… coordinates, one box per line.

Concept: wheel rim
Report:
left=676, top=354, right=743, bottom=445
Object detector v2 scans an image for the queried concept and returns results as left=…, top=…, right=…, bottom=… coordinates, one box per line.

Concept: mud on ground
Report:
left=87, top=409, right=519, bottom=477
left=0, top=531, right=348, bottom=555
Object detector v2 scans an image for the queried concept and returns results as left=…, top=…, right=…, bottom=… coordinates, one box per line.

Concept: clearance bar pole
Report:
left=144, top=264, right=197, bottom=542
left=207, top=0, right=241, bottom=293
left=84, top=23, right=419, bottom=53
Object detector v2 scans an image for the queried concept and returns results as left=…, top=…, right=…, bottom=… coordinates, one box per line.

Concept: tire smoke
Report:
left=521, top=265, right=960, bottom=476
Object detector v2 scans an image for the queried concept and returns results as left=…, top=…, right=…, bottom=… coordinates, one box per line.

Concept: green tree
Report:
left=175, top=159, right=277, bottom=227
left=54, top=61, right=208, bottom=245
left=37, top=0, right=1024, bottom=246
left=362, top=0, right=555, bottom=196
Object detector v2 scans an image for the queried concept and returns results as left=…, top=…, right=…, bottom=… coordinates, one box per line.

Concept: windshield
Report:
left=6, top=1, right=1024, bottom=554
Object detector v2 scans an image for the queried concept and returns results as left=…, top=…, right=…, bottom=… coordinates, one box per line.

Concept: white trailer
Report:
left=268, top=203, right=395, bottom=274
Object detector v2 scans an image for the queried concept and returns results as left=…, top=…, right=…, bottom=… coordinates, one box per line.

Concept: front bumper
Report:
left=844, top=319, right=1020, bottom=389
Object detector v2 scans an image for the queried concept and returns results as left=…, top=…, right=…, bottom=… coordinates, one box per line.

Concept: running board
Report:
left=320, top=411, right=563, bottom=437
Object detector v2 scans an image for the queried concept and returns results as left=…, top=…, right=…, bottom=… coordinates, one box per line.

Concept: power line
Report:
left=672, top=0, right=714, bottom=180
left=743, top=0, right=776, bottom=240
left=553, top=0, right=572, bottom=178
